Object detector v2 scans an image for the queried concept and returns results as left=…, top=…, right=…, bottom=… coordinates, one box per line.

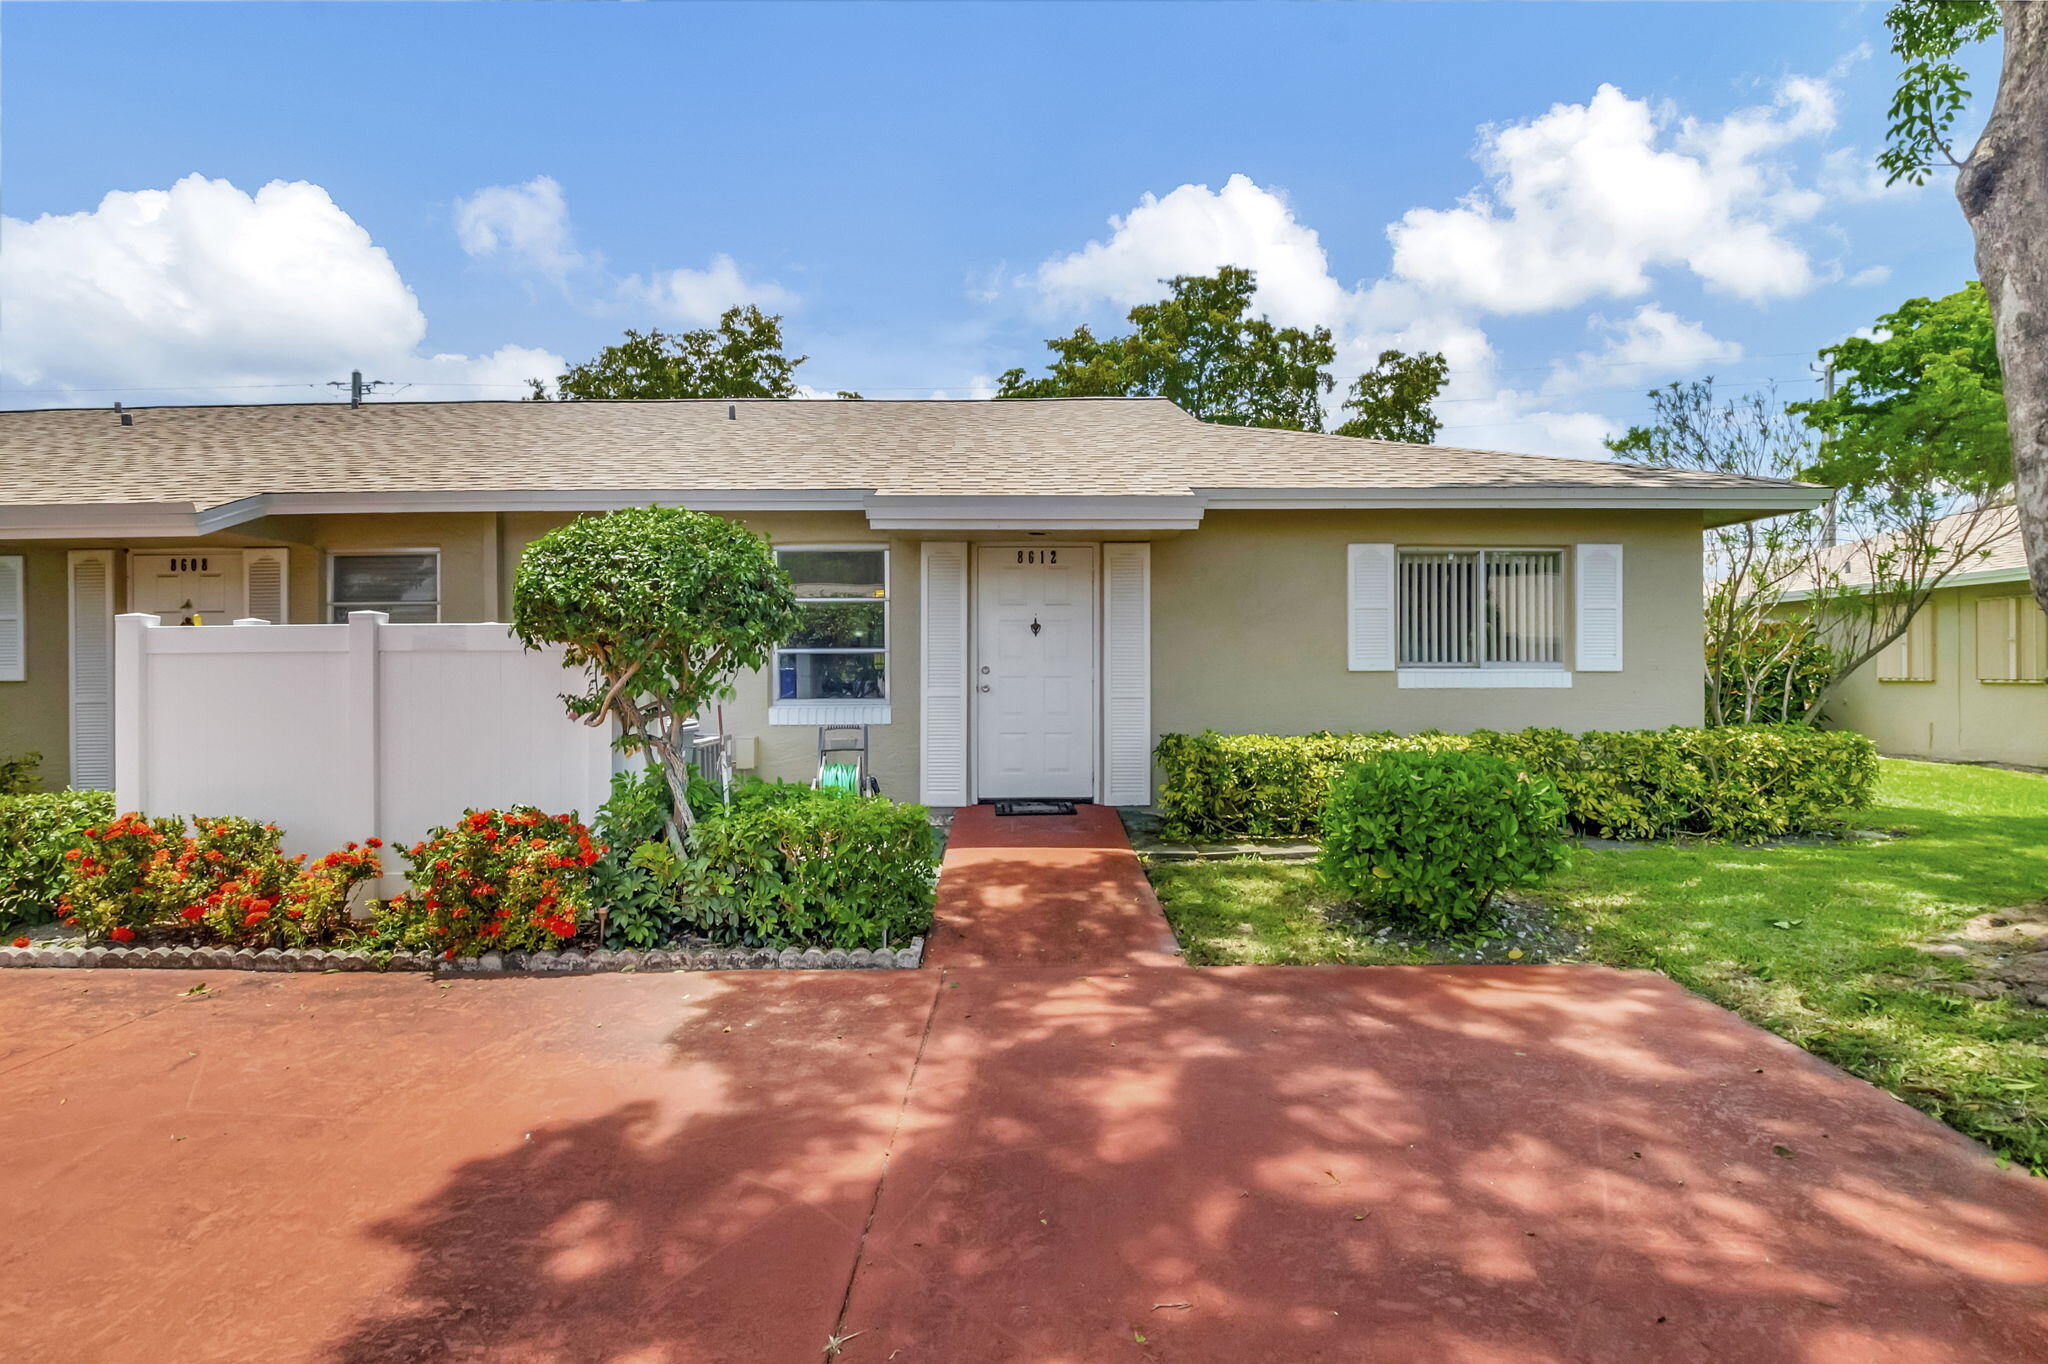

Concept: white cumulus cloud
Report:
left=456, top=175, right=793, bottom=325
left=1013, top=72, right=1864, bottom=458
left=1545, top=305, right=1743, bottom=395
left=0, top=174, right=558, bottom=405
left=1032, top=174, right=1348, bottom=330
left=1389, top=80, right=1831, bottom=312
left=453, top=174, right=587, bottom=281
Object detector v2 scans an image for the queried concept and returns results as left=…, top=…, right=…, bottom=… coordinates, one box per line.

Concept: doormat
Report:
left=993, top=799, right=1077, bottom=817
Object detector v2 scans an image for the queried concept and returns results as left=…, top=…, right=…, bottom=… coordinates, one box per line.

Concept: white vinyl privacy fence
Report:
left=114, top=612, right=614, bottom=857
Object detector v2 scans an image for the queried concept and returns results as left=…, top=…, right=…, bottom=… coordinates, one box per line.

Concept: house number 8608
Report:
left=1015, top=549, right=1058, bottom=565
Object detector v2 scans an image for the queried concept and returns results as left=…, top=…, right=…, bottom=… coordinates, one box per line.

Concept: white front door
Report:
left=131, top=552, right=240, bottom=626
left=975, top=545, right=1096, bottom=800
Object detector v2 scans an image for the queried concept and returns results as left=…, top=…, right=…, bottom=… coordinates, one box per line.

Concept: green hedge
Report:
left=1155, top=725, right=1878, bottom=844
left=0, top=790, right=117, bottom=933
left=671, top=786, right=937, bottom=948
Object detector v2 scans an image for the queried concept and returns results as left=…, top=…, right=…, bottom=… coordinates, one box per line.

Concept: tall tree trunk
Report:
left=1959, top=3, right=2048, bottom=615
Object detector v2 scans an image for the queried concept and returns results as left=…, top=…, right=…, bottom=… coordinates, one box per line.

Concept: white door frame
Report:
left=970, top=542, right=1100, bottom=802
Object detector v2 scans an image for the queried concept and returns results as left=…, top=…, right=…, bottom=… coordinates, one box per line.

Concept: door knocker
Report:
left=1030, top=617, right=1042, bottom=636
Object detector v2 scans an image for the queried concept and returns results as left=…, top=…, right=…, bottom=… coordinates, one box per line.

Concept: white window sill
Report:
left=768, top=701, right=892, bottom=726
left=1397, top=669, right=1573, bottom=689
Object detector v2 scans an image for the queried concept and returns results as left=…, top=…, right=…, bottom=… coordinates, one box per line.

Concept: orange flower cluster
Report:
left=57, top=814, right=383, bottom=949
left=378, top=807, right=602, bottom=959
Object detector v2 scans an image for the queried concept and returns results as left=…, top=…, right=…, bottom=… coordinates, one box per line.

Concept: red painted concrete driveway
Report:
left=2, top=966, right=2046, bottom=1362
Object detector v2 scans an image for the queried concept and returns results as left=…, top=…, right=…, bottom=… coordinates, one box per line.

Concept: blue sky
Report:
left=0, top=1, right=2001, bottom=456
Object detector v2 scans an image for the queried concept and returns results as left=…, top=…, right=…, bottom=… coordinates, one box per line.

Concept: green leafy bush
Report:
left=375, top=808, right=600, bottom=958
left=671, top=787, right=935, bottom=948
left=1708, top=620, right=1837, bottom=725
left=55, top=812, right=382, bottom=948
left=1319, top=752, right=1570, bottom=933
left=1156, top=724, right=1877, bottom=844
left=591, top=767, right=699, bottom=949
left=0, top=789, right=115, bottom=931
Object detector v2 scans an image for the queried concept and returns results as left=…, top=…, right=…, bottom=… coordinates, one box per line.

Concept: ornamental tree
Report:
left=513, top=507, right=798, bottom=844
left=1607, top=379, right=2007, bottom=722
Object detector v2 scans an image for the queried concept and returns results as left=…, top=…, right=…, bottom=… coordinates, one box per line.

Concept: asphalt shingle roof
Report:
left=0, top=396, right=1815, bottom=510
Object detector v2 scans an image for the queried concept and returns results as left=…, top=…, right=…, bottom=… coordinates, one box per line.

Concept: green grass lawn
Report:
left=1147, top=759, right=2048, bottom=1172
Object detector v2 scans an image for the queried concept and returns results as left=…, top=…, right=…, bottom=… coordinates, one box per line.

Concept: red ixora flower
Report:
left=109, top=926, right=137, bottom=943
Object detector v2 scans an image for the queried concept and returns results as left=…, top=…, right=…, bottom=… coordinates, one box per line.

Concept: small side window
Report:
left=330, top=552, right=440, bottom=623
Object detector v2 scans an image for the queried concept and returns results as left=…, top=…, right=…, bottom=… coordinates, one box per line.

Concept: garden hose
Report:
left=817, top=760, right=862, bottom=796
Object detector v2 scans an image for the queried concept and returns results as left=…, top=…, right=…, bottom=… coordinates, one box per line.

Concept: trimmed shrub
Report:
left=56, top=812, right=382, bottom=948
left=671, top=787, right=935, bottom=948
left=1156, top=724, right=1877, bottom=844
left=376, top=808, right=601, bottom=959
left=590, top=768, right=681, bottom=949
left=0, top=789, right=116, bottom=931
left=1319, top=752, right=1570, bottom=933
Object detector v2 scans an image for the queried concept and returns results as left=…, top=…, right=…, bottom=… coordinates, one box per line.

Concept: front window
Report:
left=330, top=551, right=440, bottom=623
left=774, top=547, right=886, bottom=701
left=1398, top=548, right=1563, bottom=668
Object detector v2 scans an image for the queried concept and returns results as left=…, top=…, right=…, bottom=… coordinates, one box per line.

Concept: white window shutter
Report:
left=1347, top=544, right=1396, bottom=671
left=1575, top=543, right=1625, bottom=672
left=243, top=548, right=289, bottom=623
left=0, top=555, right=24, bottom=682
left=920, top=542, right=969, bottom=806
left=1100, top=543, right=1152, bottom=806
left=68, top=549, right=117, bottom=789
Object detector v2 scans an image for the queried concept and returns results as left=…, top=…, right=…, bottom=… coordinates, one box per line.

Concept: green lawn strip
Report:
left=1145, top=858, right=1432, bottom=966
left=1147, top=760, right=2048, bottom=1172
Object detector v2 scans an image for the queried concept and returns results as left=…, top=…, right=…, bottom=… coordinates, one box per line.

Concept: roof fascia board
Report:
left=246, top=488, right=875, bottom=518
left=0, top=503, right=203, bottom=540
left=1198, top=485, right=1830, bottom=512
left=862, top=493, right=1203, bottom=531
left=6, top=483, right=1827, bottom=540
left=1783, top=563, right=2032, bottom=600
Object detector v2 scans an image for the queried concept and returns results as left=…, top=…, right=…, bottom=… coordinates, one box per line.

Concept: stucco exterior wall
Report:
left=1825, top=581, right=2048, bottom=767
left=0, top=543, right=93, bottom=789
left=4, top=506, right=1709, bottom=798
left=1149, top=509, right=1707, bottom=740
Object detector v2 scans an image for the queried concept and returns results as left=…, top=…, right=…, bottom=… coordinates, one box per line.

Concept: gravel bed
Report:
left=0, top=937, right=926, bottom=975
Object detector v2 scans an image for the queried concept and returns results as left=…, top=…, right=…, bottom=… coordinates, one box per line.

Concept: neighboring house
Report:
left=1816, top=508, right=2046, bottom=767
left=0, top=397, right=1822, bottom=804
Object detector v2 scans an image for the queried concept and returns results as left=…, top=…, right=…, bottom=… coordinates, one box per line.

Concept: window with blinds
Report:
left=1398, top=549, right=1563, bottom=668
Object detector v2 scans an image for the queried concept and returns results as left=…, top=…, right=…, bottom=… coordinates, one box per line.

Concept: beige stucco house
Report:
left=0, top=397, right=1823, bottom=804
left=1822, top=510, right=2046, bottom=768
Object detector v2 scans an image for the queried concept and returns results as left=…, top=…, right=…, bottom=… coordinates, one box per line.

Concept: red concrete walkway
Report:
left=3, top=966, right=2046, bottom=1362
left=923, top=803, right=1183, bottom=969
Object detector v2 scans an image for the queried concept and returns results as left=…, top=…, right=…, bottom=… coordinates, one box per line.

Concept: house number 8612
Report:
left=1015, top=549, right=1058, bottom=565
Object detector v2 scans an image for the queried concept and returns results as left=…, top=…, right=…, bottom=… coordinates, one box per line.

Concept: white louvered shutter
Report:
left=920, top=542, right=970, bottom=806
left=1100, top=543, right=1152, bottom=806
left=1347, top=543, right=1396, bottom=671
left=242, top=548, right=289, bottom=623
left=1574, top=543, right=1625, bottom=672
left=0, top=556, right=24, bottom=682
left=68, top=550, right=117, bottom=789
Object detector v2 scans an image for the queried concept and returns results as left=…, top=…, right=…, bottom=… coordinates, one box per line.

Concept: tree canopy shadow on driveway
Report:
left=320, top=960, right=2048, bottom=1361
